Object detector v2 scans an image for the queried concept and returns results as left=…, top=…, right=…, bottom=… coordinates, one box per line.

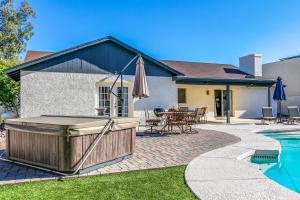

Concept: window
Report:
left=99, top=87, right=111, bottom=116
left=98, top=84, right=131, bottom=117
left=117, top=87, right=129, bottom=117
left=178, top=88, right=186, bottom=103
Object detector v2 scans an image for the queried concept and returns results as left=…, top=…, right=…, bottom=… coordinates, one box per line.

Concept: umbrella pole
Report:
left=108, top=55, right=139, bottom=116
left=279, top=101, right=282, bottom=123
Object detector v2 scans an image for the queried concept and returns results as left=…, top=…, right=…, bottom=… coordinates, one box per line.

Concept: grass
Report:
left=0, top=166, right=196, bottom=200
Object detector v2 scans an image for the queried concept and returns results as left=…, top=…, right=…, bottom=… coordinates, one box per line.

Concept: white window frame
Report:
left=96, top=81, right=133, bottom=117
left=98, top=86, right=111, bottom=116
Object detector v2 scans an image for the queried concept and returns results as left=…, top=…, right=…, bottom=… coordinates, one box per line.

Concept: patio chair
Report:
left=144, top=109, right=161, bottom=133
left=185, top=111, right=199, bottom=133
left=166, top=111, right=187, bottom=134
left=261, top=107, right=277, bottom=124
left=200, top=107, right=208, bottom=123
left=287, top=106, right=300, bottom=124
left=195, top=107, right=208, bottom=123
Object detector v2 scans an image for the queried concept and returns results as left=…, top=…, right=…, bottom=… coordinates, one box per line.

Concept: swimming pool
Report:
left=255, top=131, right=300, bottom=193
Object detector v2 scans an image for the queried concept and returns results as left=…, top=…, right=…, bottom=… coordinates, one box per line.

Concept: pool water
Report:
left=257, top=132, right=300, bottom=193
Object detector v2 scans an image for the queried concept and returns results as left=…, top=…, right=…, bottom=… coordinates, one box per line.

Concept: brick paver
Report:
left=97, top=129, right=240, bottom=174
left=0, top=129, right=239, bottom=184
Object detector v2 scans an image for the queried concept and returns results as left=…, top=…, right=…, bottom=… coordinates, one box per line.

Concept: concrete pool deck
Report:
left=185, top=123, right=300, bottom=200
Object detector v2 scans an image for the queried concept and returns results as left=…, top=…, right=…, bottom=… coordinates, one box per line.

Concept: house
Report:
left=263, top=55, right=300, bottom=115
left=5, top=36, right=276, bottom=123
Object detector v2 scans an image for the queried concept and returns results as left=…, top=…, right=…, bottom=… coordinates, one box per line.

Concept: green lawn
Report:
left=0, top=166, right=196, bottom=200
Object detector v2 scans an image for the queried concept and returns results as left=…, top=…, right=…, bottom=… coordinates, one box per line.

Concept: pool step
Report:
left=251, top=150, right=279, bottom=164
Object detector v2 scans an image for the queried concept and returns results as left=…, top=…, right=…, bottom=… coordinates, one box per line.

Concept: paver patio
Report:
left=0, top=128, right=239, bottom=184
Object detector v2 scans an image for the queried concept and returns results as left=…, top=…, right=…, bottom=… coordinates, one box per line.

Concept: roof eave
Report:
left=175, top=76, right=276, bottom=86
left=4, top=36, right=111, bottom=75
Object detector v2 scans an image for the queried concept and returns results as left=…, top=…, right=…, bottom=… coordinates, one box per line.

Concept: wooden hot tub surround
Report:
left=5, top=116, right=138, bottom=173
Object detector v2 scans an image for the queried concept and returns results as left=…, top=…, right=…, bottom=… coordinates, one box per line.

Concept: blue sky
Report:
left=21, top=0, right=300, bottom=65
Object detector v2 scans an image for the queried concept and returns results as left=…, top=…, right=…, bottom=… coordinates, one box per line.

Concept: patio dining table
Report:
left=159, top=111, right=196, bottom=134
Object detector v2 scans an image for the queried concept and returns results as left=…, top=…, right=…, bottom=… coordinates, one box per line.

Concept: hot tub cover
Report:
left=5, top=115, right=139, bottom=136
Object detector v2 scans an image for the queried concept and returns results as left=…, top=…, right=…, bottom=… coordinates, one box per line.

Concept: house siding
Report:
left=20, top=71, right=177, bottom=123
left=233, top=86, right=274, bottom=118
left=176, top=84, right=270, bottom=119
left=263, top=57, right=300, bottom=115
left=124, top=75, right=177, bottom=124
left=23, top=41, right=173, bottom=77
left=18, top=37, right=271, bottom=121
left=19, top=40, right=178, bottom=121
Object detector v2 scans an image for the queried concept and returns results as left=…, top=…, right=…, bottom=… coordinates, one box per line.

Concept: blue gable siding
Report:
left=24, top=41, right=173, bottom=77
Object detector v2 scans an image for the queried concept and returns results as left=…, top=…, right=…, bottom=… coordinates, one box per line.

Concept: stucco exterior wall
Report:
left=20, top=71, right=177, bottom=123
left=176, top=84, right=269, bottom=119
left=232, top=86, right=270, bottom=118
left=123, top=75, right=177, bottom=124
left=20, top=70, right=270, bottom=122
left=263, top=57, right=300, bottom=115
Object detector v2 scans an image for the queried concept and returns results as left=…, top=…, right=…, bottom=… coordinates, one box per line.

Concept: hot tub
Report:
left=5, top=116, right=138, bottom=173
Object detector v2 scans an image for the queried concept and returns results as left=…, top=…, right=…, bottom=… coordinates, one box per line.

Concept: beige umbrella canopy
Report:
left=132, top=56, right=149, bottom=98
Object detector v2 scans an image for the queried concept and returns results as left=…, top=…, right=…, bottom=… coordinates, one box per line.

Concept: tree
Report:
left=0, top=0, right=35, bottom=116
left=0, top=0, right=35, bottom=60
left=0, top=59, right=20, bottom=115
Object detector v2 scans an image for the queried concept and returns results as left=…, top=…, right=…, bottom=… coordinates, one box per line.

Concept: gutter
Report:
left=175, top=76, right=277, bottom=86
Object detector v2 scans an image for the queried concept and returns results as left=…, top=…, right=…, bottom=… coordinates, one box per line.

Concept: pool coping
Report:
left=254, top=127, right=300, bottom=133
left=185, top=125, right=300, bottom=200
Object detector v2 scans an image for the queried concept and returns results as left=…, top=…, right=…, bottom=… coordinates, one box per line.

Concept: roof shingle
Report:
left=160, top=60, right=249, bottom=79
left=22, top=51, right=253, bottom=80
left=23, top=50, right=53, bottom=63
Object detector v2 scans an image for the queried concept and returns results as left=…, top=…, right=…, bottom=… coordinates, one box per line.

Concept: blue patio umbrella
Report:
left=273, top=76, right=286, bottom=120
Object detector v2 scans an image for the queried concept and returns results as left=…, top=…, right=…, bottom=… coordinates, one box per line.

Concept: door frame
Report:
left=96, top=81, right=134, bottom=117
left=214, top=89, right=233, bottom=117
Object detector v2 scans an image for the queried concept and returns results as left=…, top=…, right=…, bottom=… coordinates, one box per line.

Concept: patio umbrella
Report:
left=273, top=76, right=286, bottom=121
left=132, top=56, right=149, bottom=99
